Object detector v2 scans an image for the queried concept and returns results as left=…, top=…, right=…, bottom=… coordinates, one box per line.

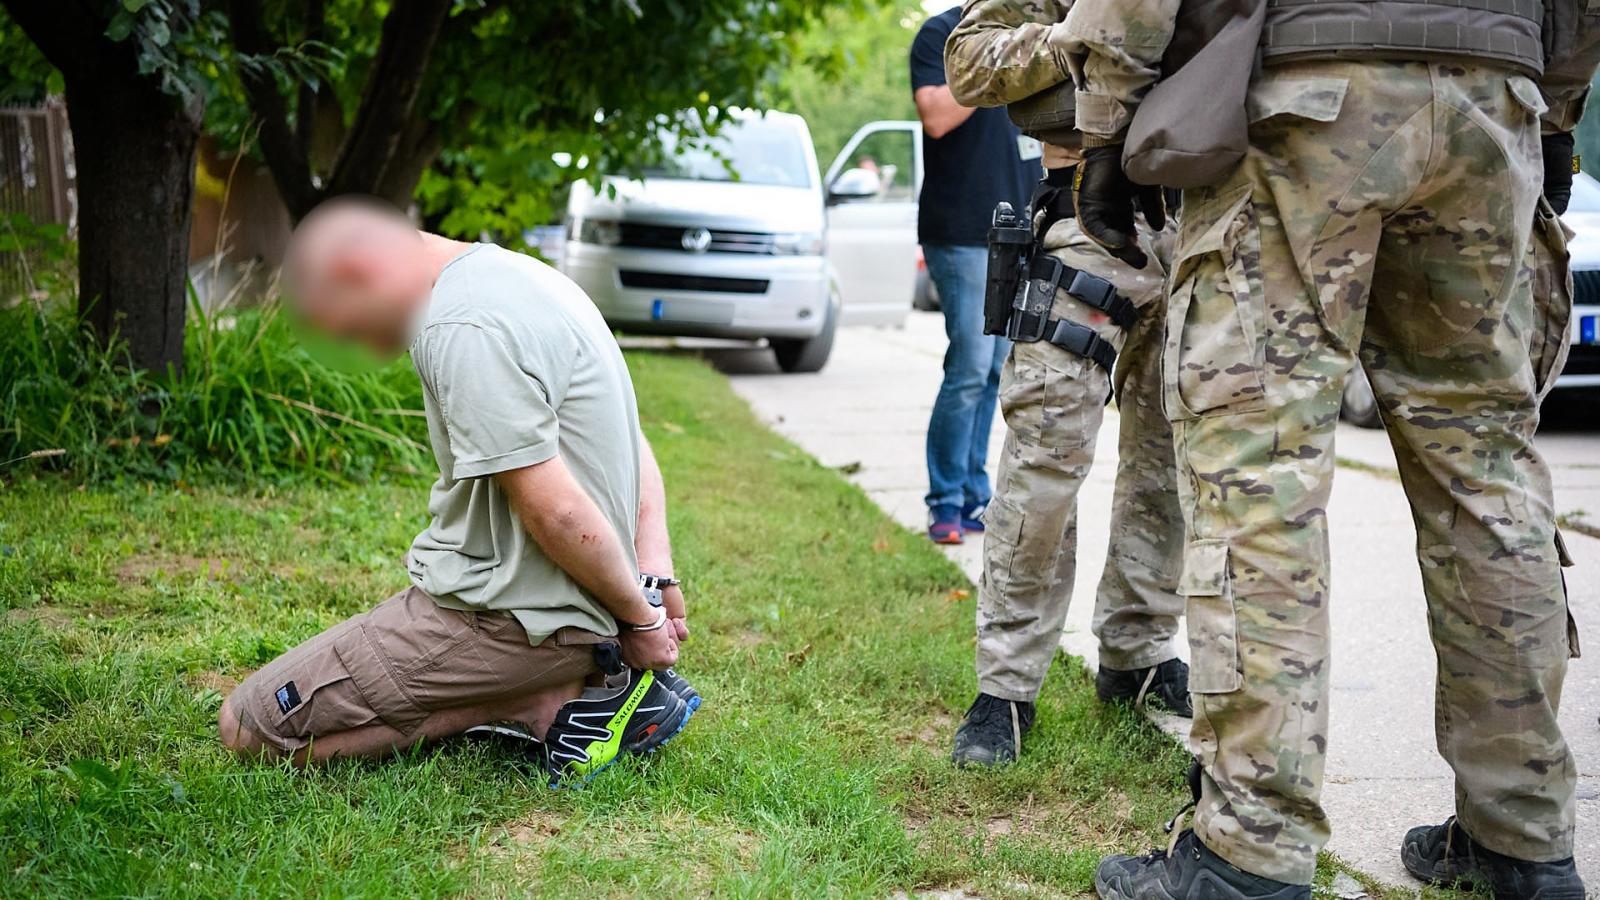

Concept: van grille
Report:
left=618, top=270, right=770, bottom=294
left=619, top=223, right=776, bottom=254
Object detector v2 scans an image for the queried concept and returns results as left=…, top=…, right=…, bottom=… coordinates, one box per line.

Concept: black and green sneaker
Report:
left=543, top=667, right=691, bottom=787
left=655, top=668, right=702, bottom=711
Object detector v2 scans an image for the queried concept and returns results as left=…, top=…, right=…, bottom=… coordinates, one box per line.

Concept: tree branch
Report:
left=226, top=0, right=321, bottom=218
left=293, top=0, right=325, bottom=163
left=3, top=0, right=111, bottom=78
left=325, top=0, right=451, bottom=197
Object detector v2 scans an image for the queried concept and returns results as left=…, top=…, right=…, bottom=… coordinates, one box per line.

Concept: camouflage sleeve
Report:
left=1056, top=0, right=1180, bottom=144
left=1540, top=1, right=1600, bottom=132
left=943, top=0, right=1075, bottom=108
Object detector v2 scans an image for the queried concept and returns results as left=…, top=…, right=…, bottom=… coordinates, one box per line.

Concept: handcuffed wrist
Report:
left=625, top=606, right=669, bottom=633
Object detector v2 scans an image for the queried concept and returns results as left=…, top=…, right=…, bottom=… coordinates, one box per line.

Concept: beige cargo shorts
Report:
left=231, top=586, right=606, bottom=753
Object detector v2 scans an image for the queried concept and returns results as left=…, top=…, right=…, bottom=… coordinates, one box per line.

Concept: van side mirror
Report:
left=827, top=169, right=880, bottom=205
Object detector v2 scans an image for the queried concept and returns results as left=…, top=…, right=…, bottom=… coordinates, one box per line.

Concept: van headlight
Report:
left=577, top=219, right=622, bottom=246
left=772, top=230, right=825, bottom=256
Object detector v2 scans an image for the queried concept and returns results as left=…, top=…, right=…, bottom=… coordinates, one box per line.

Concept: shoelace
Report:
left=1133, top=666, right=1160, bottom=710
left=967, top=697, right=1025, bottom=757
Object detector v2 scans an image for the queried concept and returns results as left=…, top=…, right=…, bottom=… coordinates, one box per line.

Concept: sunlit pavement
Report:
left=696, top=311, right=1600, bottom=888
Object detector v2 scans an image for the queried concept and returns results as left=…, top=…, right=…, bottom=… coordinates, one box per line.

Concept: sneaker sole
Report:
left=930, top=533, right=963, bottom=545
left=548, top=694, right=694, bottom=790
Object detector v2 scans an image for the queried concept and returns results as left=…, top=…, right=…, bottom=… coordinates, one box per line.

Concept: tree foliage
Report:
left=213, top=0, right=836, bottom=240
left=779, top=0, right=923, bottom=172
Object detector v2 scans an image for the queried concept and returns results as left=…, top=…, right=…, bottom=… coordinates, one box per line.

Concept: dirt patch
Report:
left=116, top=553, right=234, bottom=584
left=187, top=670, right=239, bottom=696
left=903, top=791, right=1107, bottom=851
left=5, top=605, right=76, bottom=630
left=486, top=811, right=567, bottom=852
left=895, top=711, right=955, bottom=749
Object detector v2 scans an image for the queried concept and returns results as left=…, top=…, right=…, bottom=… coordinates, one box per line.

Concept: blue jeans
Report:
left=922, top=243, right=1008, bottom=513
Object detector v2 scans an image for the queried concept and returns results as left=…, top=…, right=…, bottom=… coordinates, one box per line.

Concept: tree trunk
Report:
left=63, top=75, right=202, bottom=374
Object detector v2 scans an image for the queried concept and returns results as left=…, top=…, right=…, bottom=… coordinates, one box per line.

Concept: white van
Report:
left=562, top=110, right=922, bottom=372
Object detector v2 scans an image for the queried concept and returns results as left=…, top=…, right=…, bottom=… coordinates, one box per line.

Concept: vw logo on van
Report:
left=680, top=227, right=713, bottom=254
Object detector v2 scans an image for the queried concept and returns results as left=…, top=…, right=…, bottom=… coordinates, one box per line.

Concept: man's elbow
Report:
left=920, top=110, right=961, bottom=139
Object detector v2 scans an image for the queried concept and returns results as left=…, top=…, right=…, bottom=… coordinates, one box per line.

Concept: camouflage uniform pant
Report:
left=1170, top=60, right=1578, bottom=883
left=977, top=216, right=1185, bottom=701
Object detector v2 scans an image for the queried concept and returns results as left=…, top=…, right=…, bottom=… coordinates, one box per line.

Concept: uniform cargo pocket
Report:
left=1164, top=185, right=1268, bottom=421
left=1246, top=75, right=1348, bottom=125
left=1506, top=74, right=1549, bottom=120
left=1557, top=530, right=1581, bottom=659
left=1529, top=202, right=1574, bottom=401
left=1179, top=539, right=1243, bottom=694
left=1001, top=341, right=1090, bottom=451
left=982, top=496, right=1030, bottom=598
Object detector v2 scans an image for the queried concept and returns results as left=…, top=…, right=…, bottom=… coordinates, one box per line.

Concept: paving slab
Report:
left=703, top=313, right=1600, bottom=887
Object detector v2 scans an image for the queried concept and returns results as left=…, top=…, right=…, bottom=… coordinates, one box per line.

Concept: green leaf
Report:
left=105, top=13, right=134, bottom=42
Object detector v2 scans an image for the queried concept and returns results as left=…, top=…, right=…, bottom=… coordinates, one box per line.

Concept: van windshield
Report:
left=645, top=117, right=811, bottom=189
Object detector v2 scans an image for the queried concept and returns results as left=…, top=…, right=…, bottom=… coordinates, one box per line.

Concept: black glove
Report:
left=1543, top=131, right=1576, bottom=215
left=1073, top=145, right=1166, bottom=269
left=1033, top=166, right=1078, bottom=240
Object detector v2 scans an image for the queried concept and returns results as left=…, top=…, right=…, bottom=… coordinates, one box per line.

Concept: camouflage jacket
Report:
left=1058, top=0, right=1600, bottom=139
left=943, top=0, right=1074, bottom=109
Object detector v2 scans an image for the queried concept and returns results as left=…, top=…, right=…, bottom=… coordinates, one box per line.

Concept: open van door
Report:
left=824, top=121, right=922, bottom=327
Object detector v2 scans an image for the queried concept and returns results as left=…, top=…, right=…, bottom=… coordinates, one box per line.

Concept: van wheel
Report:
left=772, top=295, right=839, bottom=374
left=1341, top=366, right=1383, bottom=429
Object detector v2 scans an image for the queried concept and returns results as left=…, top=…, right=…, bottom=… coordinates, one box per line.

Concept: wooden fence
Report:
left=0, top=98, right=75, bottom=304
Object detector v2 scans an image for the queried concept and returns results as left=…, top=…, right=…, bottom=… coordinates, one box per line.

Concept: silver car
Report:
left=562, top=111, right=923, bottom=373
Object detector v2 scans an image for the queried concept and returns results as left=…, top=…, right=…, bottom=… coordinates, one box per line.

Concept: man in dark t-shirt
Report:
left=910, top=6, right=1039, bottom=544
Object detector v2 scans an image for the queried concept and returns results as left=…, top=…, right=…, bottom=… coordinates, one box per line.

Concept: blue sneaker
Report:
left=961, top=503, right=987, bottom=533
left=928, top=505, right=963, bottom=544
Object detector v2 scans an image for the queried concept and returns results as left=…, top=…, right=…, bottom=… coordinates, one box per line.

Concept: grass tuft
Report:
left=1, top=300, right=430, bottom=484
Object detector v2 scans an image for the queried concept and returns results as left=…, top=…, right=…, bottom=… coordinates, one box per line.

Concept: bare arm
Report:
left=634, top=436, right=688, bottom=638
left=496, top=455, right=677, bottom=668
left=915, top=84, right=977, bottom=139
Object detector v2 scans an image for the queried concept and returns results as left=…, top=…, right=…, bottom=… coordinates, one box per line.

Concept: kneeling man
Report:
left=219, top=199, right=697, bottom=783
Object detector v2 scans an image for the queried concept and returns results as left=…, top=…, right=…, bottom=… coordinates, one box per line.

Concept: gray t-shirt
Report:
left=406, top=244, right=640, bottom=643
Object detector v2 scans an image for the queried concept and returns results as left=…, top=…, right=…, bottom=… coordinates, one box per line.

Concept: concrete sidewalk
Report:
left=711, top=312, right=1600, bottom=888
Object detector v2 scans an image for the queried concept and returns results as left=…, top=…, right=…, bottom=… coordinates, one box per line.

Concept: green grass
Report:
left=1, top=300, right=432, bottom=484
left=0, top=352, right=1465, bottom=897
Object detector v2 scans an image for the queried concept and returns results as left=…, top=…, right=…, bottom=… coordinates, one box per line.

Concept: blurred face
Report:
left=286, top=207, right=429, bottom=355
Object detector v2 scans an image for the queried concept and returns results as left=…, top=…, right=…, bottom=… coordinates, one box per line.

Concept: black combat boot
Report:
left=1402, top=817, right=1585, bottom=900
left=1095, top=830, right=1310, bottom=899
left=950, top=692, right=1035, bottom=767
left=1096, top=657, right=1193, bottom=717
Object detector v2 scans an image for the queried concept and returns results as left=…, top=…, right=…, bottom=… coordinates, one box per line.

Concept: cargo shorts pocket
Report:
left=1179, top=539, right=1243, bottom=694
left=1163, top=184, right=1268, bottom=422
left=243, top=619, right=381, bottom=750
